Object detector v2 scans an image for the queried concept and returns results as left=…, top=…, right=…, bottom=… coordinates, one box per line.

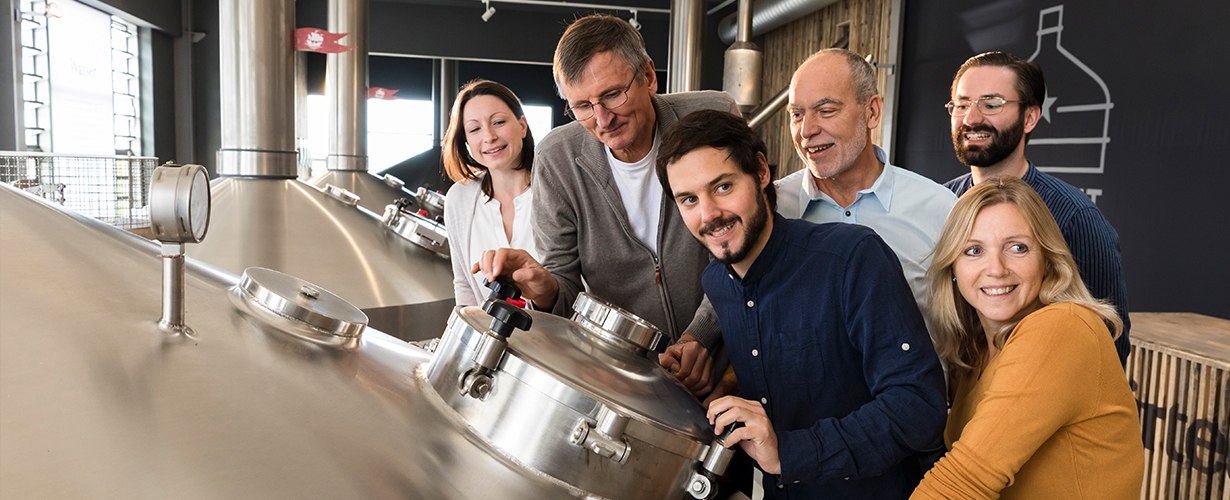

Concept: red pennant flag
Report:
left=368, top=87, right=401, bottom=100
left=294, top=27, right=354, bottom=53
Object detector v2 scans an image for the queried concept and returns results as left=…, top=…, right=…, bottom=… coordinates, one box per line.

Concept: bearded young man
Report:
left=944, top=51, right=1131, bottom=366
left=657, top=109, right=946, bottom=500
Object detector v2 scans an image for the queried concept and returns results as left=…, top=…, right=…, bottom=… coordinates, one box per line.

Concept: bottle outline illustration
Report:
left=1026, top=4, right=1113, bottom=174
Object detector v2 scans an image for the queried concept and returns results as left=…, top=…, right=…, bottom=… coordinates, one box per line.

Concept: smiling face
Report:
left=559, top=51, right=658, bottom=162
left=462, top=94, right=528, bottom=172
left=666, top=146, right=772, bottom=276
left=953, top=202, right=1046, bottom=334
left=788, top=54, right=880, bottom=180
left=950, top=66, right=1036, bottom=168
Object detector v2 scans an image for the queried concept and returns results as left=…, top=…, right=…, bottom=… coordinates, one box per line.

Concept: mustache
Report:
left=958, top=124, right=998, bottom=135
left=699, top=215, right=741, bottom=236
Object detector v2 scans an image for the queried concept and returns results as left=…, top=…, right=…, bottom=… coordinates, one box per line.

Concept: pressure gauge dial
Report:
left=150, top=164, right=211, bottom=244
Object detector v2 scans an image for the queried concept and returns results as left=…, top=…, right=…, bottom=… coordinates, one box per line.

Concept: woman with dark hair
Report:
left=442, top=80, right=538, bottom=306
left=911, top=177, right=1142, bottom=499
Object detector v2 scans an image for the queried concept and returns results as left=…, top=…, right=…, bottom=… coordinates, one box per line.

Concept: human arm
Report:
left=910, top=306, right=1105, bottom=499
left=660, top=295, right=724, bottom=395
left=472, top=248, right=558, bottom=308
left=1062, top=207, right=1130, bottom=365
left=708, top=396, right=780, bottom=474
left=776, top=235, right=947, bottom=484
left=528, top=150, right=586, bottom=315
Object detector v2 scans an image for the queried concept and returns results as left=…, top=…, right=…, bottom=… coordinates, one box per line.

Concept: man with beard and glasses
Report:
left=657, top=109, right=946, bottom=500
left=944, top=51, right=1131, bottom=366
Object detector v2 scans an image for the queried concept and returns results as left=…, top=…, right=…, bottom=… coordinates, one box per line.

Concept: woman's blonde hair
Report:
left=925, top=177, right=1121, bottom=380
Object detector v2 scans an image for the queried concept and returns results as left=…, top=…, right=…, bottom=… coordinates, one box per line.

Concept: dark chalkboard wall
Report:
left=895, top=1, right=1230, bottom=319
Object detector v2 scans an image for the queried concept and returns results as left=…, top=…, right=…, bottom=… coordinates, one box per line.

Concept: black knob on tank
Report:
left=482, top=278, right=531, bottom=338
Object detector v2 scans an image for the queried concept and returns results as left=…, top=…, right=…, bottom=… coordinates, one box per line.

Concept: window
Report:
left=18, top=1, right=51, bottom=151
left=19, top=0, right=142, bottom=155
left=304, top=96, right=555, bottom=176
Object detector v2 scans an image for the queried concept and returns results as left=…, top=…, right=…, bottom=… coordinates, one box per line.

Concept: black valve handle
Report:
left=482, top=277, right=522, bottom=302
left=482, top=278, right=531, bottom=338
left=715, top=412, right=745, bottom=443
left=393, top=197, right=413, bottom=212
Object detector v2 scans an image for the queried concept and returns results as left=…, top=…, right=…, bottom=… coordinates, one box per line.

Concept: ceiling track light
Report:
left=628, top=10, right=640, bottom=30
left=481, top=0, right=496, bottom=22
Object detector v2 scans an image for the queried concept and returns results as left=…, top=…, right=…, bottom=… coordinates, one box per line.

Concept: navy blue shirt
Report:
left=946, top=164, right=1130, bottom=365
left=704, top=214, right=947, bottom=500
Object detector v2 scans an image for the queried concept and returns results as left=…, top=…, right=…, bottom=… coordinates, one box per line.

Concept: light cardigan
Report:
left=911, top=303, right=1143, bottom=500
left=444, top=175, right=537, bottom=307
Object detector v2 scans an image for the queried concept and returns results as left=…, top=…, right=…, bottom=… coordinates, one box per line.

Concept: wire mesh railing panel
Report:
left=0, top=152, right=159, bottom=229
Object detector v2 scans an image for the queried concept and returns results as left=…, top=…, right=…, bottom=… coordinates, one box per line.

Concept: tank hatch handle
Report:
left=458, top=278, right=532, bottom=400
left=688, top=415, right=745, bottom=499
left=481, top=277, right=531, bottom=339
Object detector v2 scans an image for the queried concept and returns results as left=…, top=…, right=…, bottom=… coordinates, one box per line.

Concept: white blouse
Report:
left=444, top=176, right=539, bottom=307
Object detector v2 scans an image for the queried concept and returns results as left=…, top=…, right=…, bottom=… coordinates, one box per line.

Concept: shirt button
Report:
left=902, top=343, right=911, bottom=351
left=760, top=397, right=768, bottom=404
left=752, top=349, right=759, bottom=357
left=844, top=477, right=850, bottom=481
left=728, top=274, right=733, bottom=279
left=844, top=210, right=851, bottom=216
left=746, top=300, right=755, bottom=307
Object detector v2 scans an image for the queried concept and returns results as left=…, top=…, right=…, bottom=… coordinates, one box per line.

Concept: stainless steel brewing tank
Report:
left=0, top=183, right=585, bottom=499
left=186, top=177, right=455, bottom=341
left=425, top=294, right=726, bottom=499
left=306, top=169, right=431, bottom=217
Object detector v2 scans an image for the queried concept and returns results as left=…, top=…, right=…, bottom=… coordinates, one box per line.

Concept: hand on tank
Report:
left=473, top=248, right=559, bottom=310
left=659, top=334, right=715, bottom=396
left=708, top=396, right=780, bottom=475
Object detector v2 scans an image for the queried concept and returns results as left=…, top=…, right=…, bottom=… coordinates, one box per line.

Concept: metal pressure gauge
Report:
left=150, top=164, right=211, bottom=244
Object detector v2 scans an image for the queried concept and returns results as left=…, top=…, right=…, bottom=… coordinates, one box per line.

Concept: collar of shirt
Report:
left=725, top=212, right=790, bottom=287
left=1021, top=161, right=1039, bottom=185
left=799, top=145, right=894, bottom=214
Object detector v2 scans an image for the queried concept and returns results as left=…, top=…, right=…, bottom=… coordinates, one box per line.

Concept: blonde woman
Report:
left=442, top=80, right=538, bottom=306
left=911, top=177, right=1142, bottom=499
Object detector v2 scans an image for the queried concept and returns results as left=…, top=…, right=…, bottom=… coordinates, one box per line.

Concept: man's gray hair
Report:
left=803, top=48, right=879, bottom=104
left=553, top=15, right=651, bottom=99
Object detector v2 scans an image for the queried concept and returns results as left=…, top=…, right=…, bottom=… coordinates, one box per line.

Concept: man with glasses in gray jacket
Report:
left=474, top=14, right=737, bottom=396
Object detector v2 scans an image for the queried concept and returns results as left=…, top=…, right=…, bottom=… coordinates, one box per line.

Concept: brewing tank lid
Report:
left=236, top=267, right=367, bottom=339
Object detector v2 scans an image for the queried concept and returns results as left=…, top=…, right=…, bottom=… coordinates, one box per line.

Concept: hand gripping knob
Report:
left=482, top=278, right=531, bottom=338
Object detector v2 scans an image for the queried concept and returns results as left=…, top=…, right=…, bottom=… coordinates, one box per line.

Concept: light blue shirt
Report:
left=776, top=146, right=956, bottom=312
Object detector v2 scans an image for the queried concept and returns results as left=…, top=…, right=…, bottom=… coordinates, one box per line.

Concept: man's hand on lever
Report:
left=708, top=396, right=780, bottom=475
left=660, top=334, right=715, bottom=397
left=472, top=248, right=559, bottom=310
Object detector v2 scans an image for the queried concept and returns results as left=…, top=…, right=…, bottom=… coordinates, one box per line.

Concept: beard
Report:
left=953, top=112, right=1025, bottom=167
left=699, top=188, right=770, bottom=266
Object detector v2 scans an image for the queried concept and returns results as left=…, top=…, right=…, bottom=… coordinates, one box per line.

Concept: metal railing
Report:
left=0, top=152, right=160, bottom=229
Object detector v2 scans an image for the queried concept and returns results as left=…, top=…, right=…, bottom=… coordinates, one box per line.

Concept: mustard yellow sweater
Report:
left=911, top=303, right=1143, bottom=500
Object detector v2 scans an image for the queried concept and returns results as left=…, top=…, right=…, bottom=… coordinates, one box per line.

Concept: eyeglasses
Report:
left=564, top=76, right=636, bottom=121
left=945, top=97, right=1022, bottom=117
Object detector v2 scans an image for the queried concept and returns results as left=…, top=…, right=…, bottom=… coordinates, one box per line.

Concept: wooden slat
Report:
left=1127, top=313, right=1230, bottom=500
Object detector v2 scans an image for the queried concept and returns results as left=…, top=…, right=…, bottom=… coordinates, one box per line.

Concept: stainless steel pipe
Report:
left=218, top=0, right=297, bottom=177
left=326, top=0, right=369, bottom=172
left=747, top=85, right=789, bottom=129
left=717, top=0, right=840, bottom=44
left=668, top=0, right=705, bottom=93
left=159, top=246, right=186, bottom=332
left=723, top=0, right=762, bottom=113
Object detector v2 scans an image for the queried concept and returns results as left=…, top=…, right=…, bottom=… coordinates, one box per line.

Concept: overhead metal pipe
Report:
left=217, top=0, right=297, bottom=177
left=717, top=0, right=839, bottom=45
left=667, top=0, right=704, bottom=93
left=326, top=0, right=368, bottom=172
left=722, top=0, right=761, bottom=113
left=747, top=85, right=788, bottom=130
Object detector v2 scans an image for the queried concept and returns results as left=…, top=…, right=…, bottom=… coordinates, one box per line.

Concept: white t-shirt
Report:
left=605, top=134, right=663, bottom=255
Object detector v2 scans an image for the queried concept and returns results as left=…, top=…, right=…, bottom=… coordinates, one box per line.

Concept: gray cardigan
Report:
left=531, top=91, right=737, bottom=345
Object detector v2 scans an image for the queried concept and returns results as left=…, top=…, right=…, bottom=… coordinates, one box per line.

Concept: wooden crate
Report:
left=1127, top=313, right=1230, bottom=499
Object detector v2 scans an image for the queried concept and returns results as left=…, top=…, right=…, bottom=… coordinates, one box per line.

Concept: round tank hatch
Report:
left=572, top=293, right=665, bottom=354
left=233, top=267, right=367, bottom=347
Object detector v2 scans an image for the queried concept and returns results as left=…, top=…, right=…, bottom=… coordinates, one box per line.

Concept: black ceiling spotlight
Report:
left=481, top=0, right=496, bottom=22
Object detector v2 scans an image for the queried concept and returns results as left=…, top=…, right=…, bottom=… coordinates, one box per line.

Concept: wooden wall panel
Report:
left=756, top=0, right=894, bottom=178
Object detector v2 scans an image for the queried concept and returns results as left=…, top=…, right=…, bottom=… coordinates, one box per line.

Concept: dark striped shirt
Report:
left=945, top=165, right=1131, bottom=366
